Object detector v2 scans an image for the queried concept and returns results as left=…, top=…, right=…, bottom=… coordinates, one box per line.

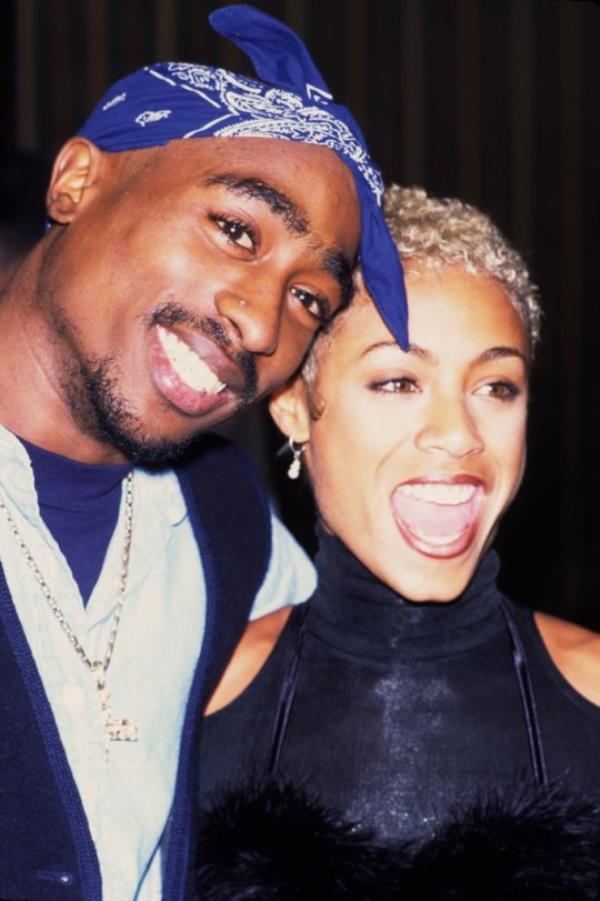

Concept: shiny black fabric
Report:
left=198, top=532, right=600, bottom=841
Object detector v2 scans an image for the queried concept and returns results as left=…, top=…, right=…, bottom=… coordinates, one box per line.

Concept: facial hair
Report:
left=61, top=354, right=202, bottom=465
left=52, top=300, right=258, bottom=466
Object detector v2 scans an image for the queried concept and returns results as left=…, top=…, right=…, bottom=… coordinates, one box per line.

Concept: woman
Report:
left=196, top=187, right=600, bottom=898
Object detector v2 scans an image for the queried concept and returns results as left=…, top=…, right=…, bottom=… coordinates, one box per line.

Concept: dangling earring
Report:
left=287, top=439, right=305, bottom=480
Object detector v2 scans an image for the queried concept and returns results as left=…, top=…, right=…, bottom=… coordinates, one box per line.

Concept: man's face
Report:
left=40, top=137, right=360, bottom=463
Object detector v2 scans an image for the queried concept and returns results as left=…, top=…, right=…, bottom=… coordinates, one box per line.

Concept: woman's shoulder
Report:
left=533, top=610, right=600, bottom=707
left=205, top=605, right=296, bottom=715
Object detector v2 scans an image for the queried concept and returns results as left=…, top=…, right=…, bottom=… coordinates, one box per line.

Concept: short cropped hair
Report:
left=383, top=184, right=541, bottom=351
left=302, top=184, right=540, bottom=394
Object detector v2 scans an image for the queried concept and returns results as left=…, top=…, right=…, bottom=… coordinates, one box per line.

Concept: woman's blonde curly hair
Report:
left=383, top=184, right=541, bottom=351
left=302, top=184, right=541, bottom=393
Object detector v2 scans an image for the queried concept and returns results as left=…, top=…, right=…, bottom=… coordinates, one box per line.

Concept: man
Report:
left=0, top=6, right=407, bottom=901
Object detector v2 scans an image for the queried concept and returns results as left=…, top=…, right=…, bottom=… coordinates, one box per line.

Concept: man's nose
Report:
left=415, top=392, right=484, bottom=459
left=214, top=287, right=282, bottom=356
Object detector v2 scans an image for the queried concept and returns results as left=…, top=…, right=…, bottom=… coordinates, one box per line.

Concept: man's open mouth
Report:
left=390, top=478, right=485, bottom=559
left=148, top=324, right=237, bottom=417
left=157, top=326, right=226, bottom=394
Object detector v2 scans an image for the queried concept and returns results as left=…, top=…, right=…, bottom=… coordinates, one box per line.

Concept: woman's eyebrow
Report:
left=360, top=340, right=433, bottom=361
left=475, top=346, right=528, bottom=365
left=204, top=173, right=309, bottom=235
left=360, top=342, right=527, bottom=365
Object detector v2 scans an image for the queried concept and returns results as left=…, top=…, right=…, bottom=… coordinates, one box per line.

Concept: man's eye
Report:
left=371, top=377, right=419, bottom=394
left=290, top=286, right=329, bottom=322
left=476, top=380, right=521, bottom=401
left=212, top=216, right=255, bottom=251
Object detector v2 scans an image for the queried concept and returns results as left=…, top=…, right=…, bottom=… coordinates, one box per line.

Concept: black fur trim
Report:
left=195, top=779, right=400, bottom=899
left=195, top=779, right=600, bottom=899
left=408, top=782, right=600, bottom=899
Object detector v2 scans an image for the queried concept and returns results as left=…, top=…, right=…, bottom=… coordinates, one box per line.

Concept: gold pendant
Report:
left=105, top=717, right=138, bottom=742
left=92, top=662, right=138, bottom=743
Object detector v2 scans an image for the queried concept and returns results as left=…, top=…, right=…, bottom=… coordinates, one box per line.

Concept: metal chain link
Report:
left=0, top=471, right=134, bottom=684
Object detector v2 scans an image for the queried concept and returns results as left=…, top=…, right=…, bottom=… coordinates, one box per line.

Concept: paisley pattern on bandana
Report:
left=161, top=63, right=384, bottom=201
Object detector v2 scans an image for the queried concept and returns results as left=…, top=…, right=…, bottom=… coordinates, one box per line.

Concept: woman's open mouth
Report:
left=390, top=477, right=485, bottom=559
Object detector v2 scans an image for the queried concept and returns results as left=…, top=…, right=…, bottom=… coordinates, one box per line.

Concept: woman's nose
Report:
left=415, top=394, right=484, bottom=459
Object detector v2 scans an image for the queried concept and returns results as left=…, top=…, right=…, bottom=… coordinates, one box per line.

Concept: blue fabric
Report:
left=22, top=439, right=130, bottom=605
left=76, top=4, right=408, bottom=348
left=0, top=567, right=102, bottom=900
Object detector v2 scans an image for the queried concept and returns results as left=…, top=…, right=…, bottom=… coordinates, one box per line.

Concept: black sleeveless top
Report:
left=198, top=532, right=600, bottom=842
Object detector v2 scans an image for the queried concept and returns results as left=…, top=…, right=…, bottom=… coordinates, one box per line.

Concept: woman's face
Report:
left=297, top=265, right=529, bottom=601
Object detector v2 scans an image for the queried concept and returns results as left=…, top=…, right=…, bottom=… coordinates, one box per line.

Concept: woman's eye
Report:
left=290, top=286, right=329, bottom=323
left=476, top=380, right=521, bottom=401
left=212, top=216, right=255, bottom=251
left=371, top=377, right=419, bottom=394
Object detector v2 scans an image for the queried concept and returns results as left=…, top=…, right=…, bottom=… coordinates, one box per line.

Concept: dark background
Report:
left=1, top=0, right=599, bottom=625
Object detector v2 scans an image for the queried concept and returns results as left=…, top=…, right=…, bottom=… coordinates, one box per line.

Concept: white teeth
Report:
left=157, top=326, right=225, bottom=394
left=398, top=482, right=476, bottom=505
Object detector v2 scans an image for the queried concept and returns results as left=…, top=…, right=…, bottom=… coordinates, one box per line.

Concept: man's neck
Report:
left=0, top=272, right=129, bottom=466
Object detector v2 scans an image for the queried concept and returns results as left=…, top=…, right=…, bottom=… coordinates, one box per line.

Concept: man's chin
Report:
left=112, top=399, right=251, bottom=466
left=72, top=353, right=248, bottom=465
left=105, top=427, right=204, bottom=467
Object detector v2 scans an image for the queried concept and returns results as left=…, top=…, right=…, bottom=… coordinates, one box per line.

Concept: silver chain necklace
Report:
left=0, top=470, right=138, bottom=743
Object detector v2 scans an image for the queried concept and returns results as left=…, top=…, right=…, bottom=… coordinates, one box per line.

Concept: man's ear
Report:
left=46, top=137, right=104, bottom=224
left=269, top=375, right=311, bottom=443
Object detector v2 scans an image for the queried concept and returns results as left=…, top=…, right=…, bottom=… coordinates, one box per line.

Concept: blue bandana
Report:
left=77, top=4, right=408, bottom=347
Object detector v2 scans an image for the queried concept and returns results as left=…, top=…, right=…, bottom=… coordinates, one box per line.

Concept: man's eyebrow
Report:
left=205, top=174, right=309, bottom=235
left=321, top=248, right=355, bottom=309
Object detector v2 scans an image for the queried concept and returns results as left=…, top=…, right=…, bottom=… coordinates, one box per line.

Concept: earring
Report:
left=287, top=439, right=304, bottom=480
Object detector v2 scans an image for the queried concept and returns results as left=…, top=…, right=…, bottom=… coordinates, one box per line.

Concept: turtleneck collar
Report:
left=20, top=436, right=131, bottom=511
left=309, top=525, right=505, bottom=660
